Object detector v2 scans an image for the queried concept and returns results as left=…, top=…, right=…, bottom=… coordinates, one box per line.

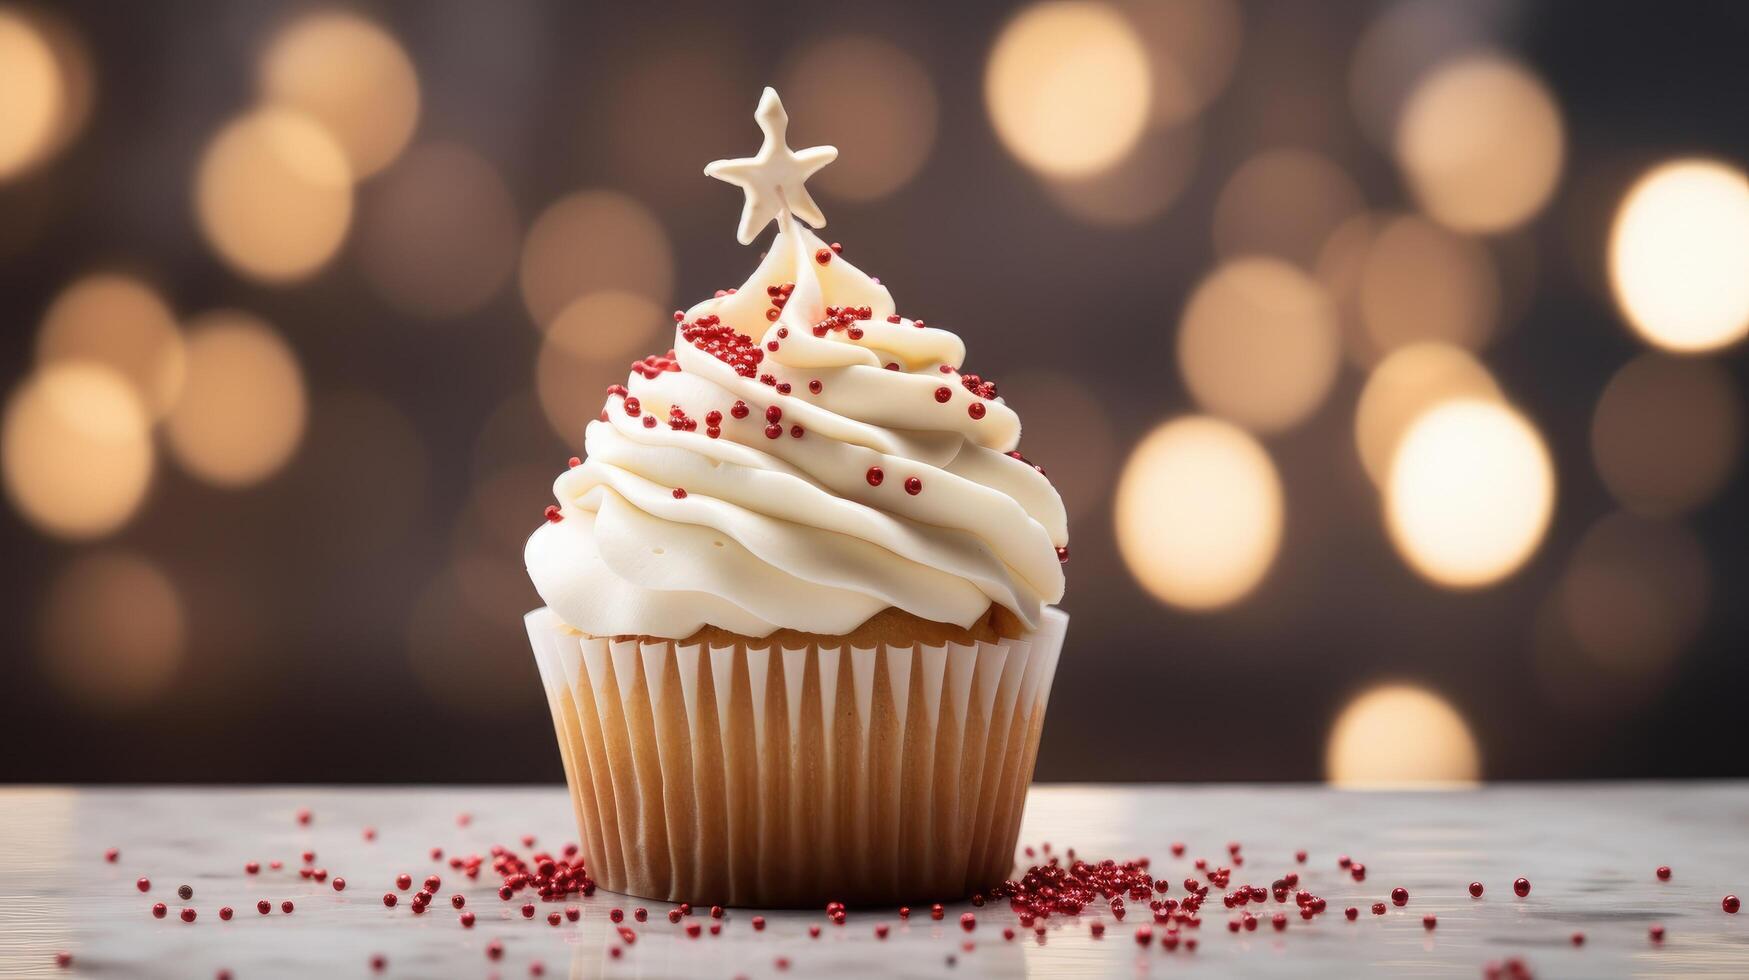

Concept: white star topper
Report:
left=704, top=87, right=838, bottom=245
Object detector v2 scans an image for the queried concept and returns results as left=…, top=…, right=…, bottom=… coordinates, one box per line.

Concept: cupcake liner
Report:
left=526, top=607, right=1067, bottom=908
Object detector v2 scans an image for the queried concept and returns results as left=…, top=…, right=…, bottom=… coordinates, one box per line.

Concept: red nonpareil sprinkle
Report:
left=498, top=885, right=514, bottom=900
left=302, top=851, right=316, bottom=865
left=764, top=423, right=782, bottom=439
left=1725, top=895, right=1741, bottom=914
left=710, top=905, right=724, bottom=919
left=460, top=911, right=476, bottom=928
left=450, top=894, right=465, bottom=910
left=297, top=808, right=312, bottom=826
left=960, top=912, right=976, bottom=932
left=395, top=873, right=411, bottom=891
left=1090, top=921, right=1105, bottom=938
left=643, top=416, right=657, bottom=428
left=281, top=901, right=294, bottom=914
left=371, top=954, right=386, bottom=972
left=815, top=248, right=833, bottom=264
left=1423, top=914, right=1437, bottom=930
left=1345, top=906, right=1358, bottom=920
left=904, top=476, right=922, bottom=495
left=668, top=908, right=683, bottom=924
left=752, top=915, right=766, bottom=931
left=382, top=893, right=397, bottom=908
left=137, top=877, right=150, bottom=892
left=312, top=869, right=328, bottom=883
left=543, top=505, right=562, bottom=523
left=1134, top=925, right=1153, bottom=945
left=548, top=912, right=562, bottom=926
left=55, top=952, right=72, bottom=968
left=929, top=903, right=944, bottom=921
left=1371, top=903, right=1387, bottom=916
left=775, top=957, right=791, bottom=971
left=684, top=921, right=701, bottom=938
left=105, top=847, right=119, bottom=862
left=635, top=908, right=648, bottom=922
left=934, top=386, right=952, bottom=403
left=179, top=884, right=194, bottom=899
left=874, top=923, right=890, bottom=940
left=1572, top=931, right=1585, bottom=946
left=1171, top=842, right=1186, bottom=856
left=1272, top=913, right=1287, bottom=931
left=1470, top=882, right=1484, bottom=898
left=1649, top=924, right=1665, bottom=943
left=1656, top=866, right=1672, bottom=881
left=566, top=906, right=580, bottom=921
left=486, top=940, right=504, bottom=961
left=269, top=860, right=282, bottom=870
left=1391, top=887, right=1409, bottom=907
left=152, top=903, right=167, bottom=919
left=609, top=908, right=623, bottom=923
left=1243, top=913, right=1258, bottom=931
left=257, top=901, right=271, bottom=915
left=968, top=402, right=986, bottom=420
left=1514, top=877, right=1531, bottom=897
left=530, top=962, right=546, bottom=977
left=245, top=861, right=259, bottom=874
left=521, top=903, right=536, bottom=919
left=898, top=906, right=911, bottom=919
left=831, top=242, right=843, bottom=254
left=672, top=487, right=687, bottom=499
left=180, top=907, right=196, bottom=923
left=789, top=424, right=804, bottom=438
left=808, top=379, right=822, bottom=394
left=1350, top=862, right=1367, bottom=881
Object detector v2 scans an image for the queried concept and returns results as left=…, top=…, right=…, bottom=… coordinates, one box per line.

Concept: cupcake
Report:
left=524, top=88, right=1067, bottom=907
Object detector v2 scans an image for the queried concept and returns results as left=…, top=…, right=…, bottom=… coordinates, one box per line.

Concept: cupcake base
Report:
left=525, top=607, right=1067, bottom=908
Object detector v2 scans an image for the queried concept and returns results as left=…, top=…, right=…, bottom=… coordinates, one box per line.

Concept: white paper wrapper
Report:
left=525, top=607, right=1067, bottom=908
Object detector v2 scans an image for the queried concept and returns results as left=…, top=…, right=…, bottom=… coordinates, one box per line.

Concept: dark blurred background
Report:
left=3, top=1, right=1745, bottom=785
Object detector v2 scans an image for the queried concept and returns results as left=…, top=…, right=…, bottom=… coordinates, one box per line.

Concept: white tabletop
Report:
left=1, top=784, right=1744, bottom=978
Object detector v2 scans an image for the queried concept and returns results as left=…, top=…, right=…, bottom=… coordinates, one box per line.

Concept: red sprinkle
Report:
left=333, top=877, right=346, bottom=892
left=815, top=248, right=832, bottom=264
left=1391, top=887, right=1409, bottom=907
left=219, top=906, right=233, bottom=920
left=543, top=505, right=562, bottom=523
left=152, top=903, right=167, bottom=919
left=136, top=877, right=150, bottom=892
left=1344, top=907, right=1358, bottom=920
left=296, top=808, right=312, bottom=826
left=1725, top=895, right=1741, bottom=914
left=245, top=862, right=259, bottom=875
left=752, top=915, right=766, bottom=931
left=1572, top=931, right=1585, bottom=946
left=1649, top=923, right=1665, bottom=943
left=180, top=908, right=196, bottom=923
left=486, top=940, right=504, bottom=961
left=960, top=912, right=976, bottom=932
left=1656, top=866, right=1672, bottom=881
left=382, top=893, right=397, bottom=908
left=904, top=476, right=922, bottom=495
left=968, top=402, right=986, bottom=420
left=1371, top=903, right=1387, bottom=916
left=257, top=901, right=271, bottom=915
left=866, top=466, right=884, bottom=486
left=55, top=952, right=72, bottom=968
left=672, top=488, right=687, bottom=499
left=1514, top=877, right=1531, bottom=897
left=460, top=911, right=476, bottom=928
left=1423, top=914, right=1437, bottom=930
left=281, top=901, right=294, bottom=914
left=1470, top=882, right=1484, bottom=898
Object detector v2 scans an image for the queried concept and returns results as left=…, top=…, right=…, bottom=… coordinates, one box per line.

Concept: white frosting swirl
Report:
left=525, top=217, right=1067, bottom=638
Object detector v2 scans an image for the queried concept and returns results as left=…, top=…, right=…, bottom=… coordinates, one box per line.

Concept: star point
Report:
left=705, top=87, right=838, bottom=245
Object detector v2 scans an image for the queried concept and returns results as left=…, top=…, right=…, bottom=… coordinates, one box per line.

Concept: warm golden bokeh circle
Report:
left=1396, top=53, right=1564, bottom=233
left=0, top=9, right=62, bottom=180
left=1359, top=215, right=1500, bottom=357
left=1326, top=684, right=1481, bottom=787
left=356, top=141, right=520, bottom=318
left=1213, top=148, right=1363, bottom=269
left=39, top=551, right=186, bottom=711
left=1114, top=416, right=1283, bottom=610
left=1557, top=512, right=1710, bottom=679
left=1354, top=343, right=1502, bottom=486
left=1347, top=0, right=1490, bottom=150
left=36, top=274, right=185, bottom=419
left=1591, top=353, right=1741, bottom=517
left=165, top=312, right=307, bottom=487
left=1043, top=122, right=1201, bottom=227
left=536, top=291, right=669, bottom=443
left=2, top=365, right=154, bottom=540
left=780, top=36, right=938, bottom=202
left=1178, top=258, right=1341, bottom=434
left=985, top=2, right=1152, bottom=178
left=259, top=10, right=420, bottom=178
left=520, top=191, right=673, bottom=328
left=195, top=108, right=354, bottom=283
left=1386, top=399, right=1555, bottom=589
left=1609, top=159, right=1749, bottom=353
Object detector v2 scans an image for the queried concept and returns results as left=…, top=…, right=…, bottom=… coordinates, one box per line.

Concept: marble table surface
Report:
left=1, top=783, right=1745, bottom=978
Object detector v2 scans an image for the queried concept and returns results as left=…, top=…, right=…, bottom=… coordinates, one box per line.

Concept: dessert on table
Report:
left=525, top=88, right=1068, bottom=907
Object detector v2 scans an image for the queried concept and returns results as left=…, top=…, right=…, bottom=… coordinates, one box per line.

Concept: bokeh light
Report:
left=1115, top=0, right=1242, bottom=126
left=985, top=2, right=1152, bottom=178
left=356, top=142, right=519, bottom=318
left=1042, top=122, right=1201, bottom=227
left=1592, top=353, right=1741, bottom=517
left=194, top=108, right=354, bottom=283
left=1354, top=343, right=1502, bottom=487
left=38, top=551, right=185, bottom=711
left=1326, top=684, right=1481, bottom=787
left=1609, top=159, right=1749, bottom=352
left=1358, top=215, right=1500, bottom=358
left=519, top=191, right=672, bottom=329
left=1213, top=148, right=1363, bottom=269
left=2, top=365, right=153, bottom=540
left=1386, top=399, right=1555, bottom=589
left=1347, top=0, right=1491, bottom=151
left=1178, top=258, right=1341, bottom=434
left=536, top=291, right=668, bottom=443
left=1557, top=512, right=1709, bottom=679
left=0, top=8, right=61, bottom=181
left=258, top=11, right=420, bottom=179
left=36, top=274, right=184, bottom=419
left=1395, top=53, right=1564, bottom=233
left=1114, top=416, right=1283, bottom=611
left=1000, top=371, right=1117, bottom=522
left=779, top=36, right=938, bottom=202
left=165, top=312, right=307, bottom=487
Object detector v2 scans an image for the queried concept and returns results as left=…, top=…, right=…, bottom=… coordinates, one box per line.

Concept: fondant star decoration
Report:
left=704, top=87, right=837, bottom=245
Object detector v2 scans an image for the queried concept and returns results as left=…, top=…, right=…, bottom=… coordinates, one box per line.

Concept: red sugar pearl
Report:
left=1344, top=906, right=1358, bottom=921
left=333, top=877, right=346, bottom=892
left=960, top=912, right=976, bottom=932
left=136, top=877, right=150, bottom=892
left=104, top=848, right=119, bottom=863
left=180, top=908, right=196, bottom=923
left=1656, top=866, right=1672, bottom=881
left=1513, top=877, right=1531, bottom=897
left=382, top=893, right=397, bottom=908
left=1272, top=913, right=1287, bottom=931
left=710, top=905, right=724, bottom=919
left=668, top=908, right=683, bottom=924
left=815, top=248, right=832, bottom=264
left=875, top=923, right=890, bottom=939
left=548, top=912, right=562, bottom=926
left=730, top=401, right=749, bottom=419
left=55, top=952, right=72, bottom=968
left=1725, top=895, right=1741, bottom=914
left=790, top=424, right=804, bottom=438
left=486, top=940, right=504, bottom=961
left=752, top=915, right=767, bottom=931
left=370, top=954, right=386, bottom=972
left=904, top=476, right=922, bottom=495
left=152, top=903, right=167, bottom=919
left=219, top=906, right=233, bottom=920
left=1649, top=924, right=1665, bottom=943
left=1371, top=903, right=1387, bottom=916
left=1572, top=931, right=1586, bottom=946
left=1470, top=882, right=1484, bottom=898
left=451, top=894, right=465, bottom=910
left=765, top=405, right=782, bottom=423
left=764, top=423, right=782, bottom=439
left=930, top=903, right=945, bottom=920
left=281, top=901, right=294, bottom=914
left=684, top=921, right=701, bottom=938
left=1350, top=863, right=1367, bottom=881
left=968, top=402, right=986, bottom=420
left=934, top=386, right=952, bottom=403
left=808, top=380, right=823, bottom=395
left=634, top=908, right=648, bottom=922
left=1391, top=887, right=1409, bottom=907
left=543, top=505, right=561, bottom=523
left=395, top=874, right=411, bottom=891
left=521, top=903, right=536, bottom=919
left=672, top=487, right=687, bottom=499
left=866, top=466, right=884, bottom=486
left=296, top=808, right=312, bottom=826
left=460, top=911, right=476, bottom=928
left=245, top=862, right=259, bottom=875
left=257, top=901, right=272, bottom=915
left=178, top=884, right=194, bottom=900
left=1423, top=914, right=1437, bottom=930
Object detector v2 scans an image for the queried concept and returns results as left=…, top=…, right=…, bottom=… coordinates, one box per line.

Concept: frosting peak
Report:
left=525, top=90, right=1067, bottom=640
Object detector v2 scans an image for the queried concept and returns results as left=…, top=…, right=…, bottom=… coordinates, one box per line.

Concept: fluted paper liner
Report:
left=525, top=607, right=1067, bottom=908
